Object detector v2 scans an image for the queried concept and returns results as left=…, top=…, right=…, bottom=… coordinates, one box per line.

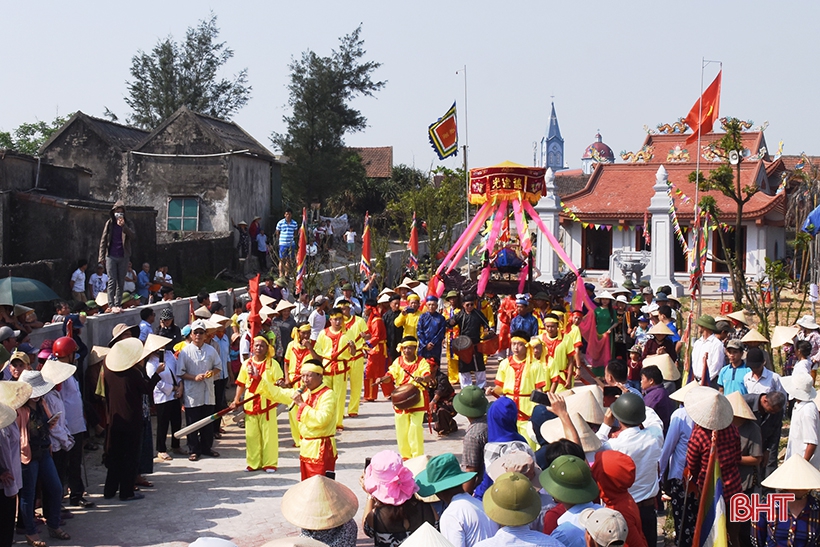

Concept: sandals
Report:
left=188, top=454, right=200, bottom=461
left=135, top=478, right=154, bottom=488
left=25, top=535, right=46, bottom=547
left=48, top=527, right=71, bottom=540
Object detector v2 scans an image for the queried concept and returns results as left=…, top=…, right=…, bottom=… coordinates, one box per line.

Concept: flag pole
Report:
left=458, top=65, right=471, bottom=276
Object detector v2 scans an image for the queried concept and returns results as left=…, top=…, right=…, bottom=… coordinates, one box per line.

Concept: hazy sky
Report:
left=3, top=1, right=819, bottom=173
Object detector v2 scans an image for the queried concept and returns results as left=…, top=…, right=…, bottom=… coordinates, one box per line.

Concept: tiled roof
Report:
left=39, top=111, right=149, bottom=154
left=636, top=131, right=768, bottom=164
left=780, top=154, right=820, bottom=171
left=553, top=169, right=589, bottom=197
left=350, top=147, right=393, bottom=178
left=561, top=161, right=783, bottom=221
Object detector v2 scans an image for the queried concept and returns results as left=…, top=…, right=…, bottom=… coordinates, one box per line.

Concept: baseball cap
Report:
left=726, top=339, right=744, bottom=351
left=578, top=507, right=628, bottom=547
left=641, top=287, right=653, bottom=295
left=0, top=326, right=20, bottom=343
left=191, top=319, right=208, bottom=332
left=313, top=295, right=328, bottom=305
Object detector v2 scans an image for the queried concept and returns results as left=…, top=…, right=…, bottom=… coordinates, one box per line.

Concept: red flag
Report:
left=408, top=212, right=419, bottom=271
left=295, top=207, right=307, bottom=295
left=247, top=274, right=262, bottom=339
left=685, top=71, right=721, bottom=144
left=360, top=212, right=372, bottom=276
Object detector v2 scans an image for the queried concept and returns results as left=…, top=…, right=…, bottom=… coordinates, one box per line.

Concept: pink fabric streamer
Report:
left=518, top=264, right=528, bottom=294
left=511, top=200, right=532, bottom=255
left=477, top=266, right=491, bottom=295
left=486, top=201, right=508, bottom=254
left=445, top=203, right=495, bottom=274
left=436, top=201, right=492, bottom=276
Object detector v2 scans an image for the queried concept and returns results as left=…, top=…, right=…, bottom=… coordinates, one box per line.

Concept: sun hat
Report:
left=540, top=412, right=602, bottom=453
left=595, top=291, right=615, bottom=302
left=401, top=522, right=455, bottom=547
left=108, top=323, right=140, bottom=347
left=741, top=329, right=768, bottom=344
left=88, top=346, right=110, bottom=366
left=0, top=326, right=20, bottom=343
left=642, top=353, right=680, bottom=381
left=442, top=290, right=458, bottom=299
left=726, top=391, right=756, bottom=421
left=105, top=338, right=145, bottom=373
left=0, top=380, right=32, bottom=409
left=280, top=475, right=358, bottom=530
left=565, top=389, right=605, bottom=424
left=401, top=277, right=421, bottom=288
left=641, top=286, right=654, bottom=295
left=259, top=305, right=277, bottom=322
left=95, top=292, right=109, bottom=307
left=377, top=294, right=391, bottom=304
left=539, top=455, right=600, bottom=505
left=669, top=380, right=698, bottom=403
left=0, top=403, right=15, bottom=429
left=18, top=370, right=55, bottom=398
left=274, top=300, right=296, bottom=314
left=771, top=326, right=800, bottom=348
left=781, top=371, right=817, bottom=402
left=259, top=294, right=276, bottom=307
left=611, top=287, right=631, bottom=297
left=194, top=306, right=212, bottom=319
left=363, top=450, right=418, bottom=505
left=615, top=295, right=628, bottom=304
left=578, top=507, right=629, bottom=547
left=647, top=323, right=673, bottom=336
left=695, top=314, right=718, bottom=332
left=483, top=472, right=542, bottom=526
left=726, top=339, right=744, bottom=351
left=610, top=392, right=646, bottom=425
left=340, top=282, right=354, bottom=291
left=415, top=453, right=476, bottom=497
left=141, top=333, right=173, bottom=360
left=403, top=455, right=439, bottom=503
left=797, top=315, right=820, bottom=330
left=260, top=539, right=326, bottom=547
left=40, top=360, right=77, bottom=385
left=379, top=287, right=398, bottom=297
left=487, top=450, right=542, bottom=490
left=655, top=292, right=669, bottom=301
left=726, top=310, right=748, bottom=325
left=761, top=454, right=820, bottom=490
left=629, top=295, right=645, bottom=306
left=684, top=385, right=734, bottom=430
left=453, top=385, right=489, bottom=418
left=159, top=308, right=174, bottom=321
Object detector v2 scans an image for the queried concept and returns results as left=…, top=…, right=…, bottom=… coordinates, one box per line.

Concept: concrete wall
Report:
left=156, top=234, right=236, bottom=286
left=228, top=155, right=272, bottom=233
left=0, top=153, right=37, bottom=192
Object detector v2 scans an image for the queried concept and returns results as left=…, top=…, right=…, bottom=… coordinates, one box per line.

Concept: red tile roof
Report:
left=350, top=147, right=393, bottom=179
left=561, top=161, right=783, bottom=221
left=630, top=131, right=769, bottom=165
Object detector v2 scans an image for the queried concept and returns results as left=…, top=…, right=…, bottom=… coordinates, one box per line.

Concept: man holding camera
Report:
left=98, top=201, right=135, bottom=313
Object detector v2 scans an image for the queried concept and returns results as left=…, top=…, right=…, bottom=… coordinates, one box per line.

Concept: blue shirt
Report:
left=510, top=313, right=539, bottom=339
left=718, top=362, right=751, bottom=395
left=660, top=406, right=693, bottom=481
left=552, top=502, right=604, bottom=547
left=136, top=270, right=151, bottom=299
left=475, top=525, right=564, bottom=547
left=275, top=218, right=298, bottom=246
left=139, top=320, right=153, bottom=342
left=666, top=321, right=681, bottom=343
left=416, top=311, right=447, bottom=359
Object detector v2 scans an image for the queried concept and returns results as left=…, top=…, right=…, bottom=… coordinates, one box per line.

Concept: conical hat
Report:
left=741, top=329, right=768, bottom=344
left=684, top=386, right=733, bottom=430
left=0, top=380, right=32, bottom=409
left=726, top=391, right=756, bottom=421
left=40, top=360, right=77, bottom=385
left=670, top=380, right=698, bottom=403
left=95, top=291, right=109, bottom=307
left=761, top=455, right=820, bottom=490
left=0, top=402, right=15, bottom=429
left=194, top=306, right=212, bottom=319
left=642, top=354, right=680, bottom=381
left=647, top=323, right=673, bottom=336
left=106, top=338, right=145, bottom=373
left=401, top=522, right=455, bottom=547
left=88, top=346, right=110, bottom=366
left=403, top=455, right=439, bottom=503
left=771, top=326, right=799, bottom=349
left=141, top=333, right=173, bottom=361
left=726, top=310, right=749, bottom=325
left=273, top=300, right=296, bottom=314
left=259, top=294, right=276, bottom=307
left=565, top=390, right=605, bottom=424
left=259, top=305, right=277, bottom=322
left=567, top=384, right=604, bottom=408
left=209, top=313, right=231, bottom=325
left=280, top=475, right=358, bottom=531
left=540, top=412, right=602, bottom=453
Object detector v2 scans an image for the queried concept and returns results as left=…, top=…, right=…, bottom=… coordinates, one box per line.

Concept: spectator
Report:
left=0, top=326, right=20, bottom=364
left=755, top=455, right=820, bottom=546
left=691, top=314, right=725, bottom=387
left=275, top=209, right=299, bottom=277
left=782, top=371, right=820, bottom=468
left=154, top=265, right=173, bottom=289
left=540, top=454, right=603, bottom=547
left=293, top=292, right=313, bottom=324
left=136, top=262, right=152, bottom=303
left=88, top=263, right=109, bottom=300
left=308, top=296, right=328, bottom=341
left=255, top=228, right=269, bottom=272
left=334, top=283, right=362, bottom=315
left=123, top=261, right=137, bottom=293
left=280, top=476, right=358, bottom=547
left=454, top=386, right=489, bottom=493
left=578, top=508, right=629, bottom=547
left=232, top=219, right=250, bottom=259
left=145, top=334, right=183, bottom=461
left=50, top=301, right=71, bottom=324
left=718, top=339, right=751, bottom=395
left=138, top=308, right=155, bottom=342
left=70, top=259, right=88, bottom=303
left=640, top=365, right=675, bottom=433
left=590, top=451, right=648, bottom=547
left=343, top=227, right=356, bottom=254
left=98, top=200, right=135, bottom=313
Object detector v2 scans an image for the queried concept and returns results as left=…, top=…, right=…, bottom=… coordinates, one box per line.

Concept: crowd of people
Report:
left=3, top=267, right=820, bottom=547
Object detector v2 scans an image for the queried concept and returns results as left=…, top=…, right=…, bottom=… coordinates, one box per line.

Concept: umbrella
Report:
left=0, top=277, right=61, bottom=306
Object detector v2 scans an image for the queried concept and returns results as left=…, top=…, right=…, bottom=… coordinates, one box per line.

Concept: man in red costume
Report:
left=363, top=297, right=391, bottom=401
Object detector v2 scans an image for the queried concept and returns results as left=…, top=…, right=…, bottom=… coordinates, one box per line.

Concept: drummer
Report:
left=441, top=291, right=462, bottom=385
left=376, top=336, right=431, bottom=459
left=447, top=294, right=489, bottom=388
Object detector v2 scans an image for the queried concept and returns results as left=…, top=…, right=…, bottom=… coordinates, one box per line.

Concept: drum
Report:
left=451, top=335, right=474, bottom=363
left=391, top=383, right=421, bottom=410
left=476, top=331, right=499, bottom=356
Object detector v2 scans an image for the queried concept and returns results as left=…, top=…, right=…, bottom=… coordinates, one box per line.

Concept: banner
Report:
left=428, top=102, right=459, bottom=160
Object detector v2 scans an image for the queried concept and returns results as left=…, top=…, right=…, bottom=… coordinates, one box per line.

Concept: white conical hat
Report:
left=670, top=380, right=699, bottom=403
left=726, top=391, right=756, bottom=421
left=140, top=333, right=173, bottom=361
left=647, top=323, right=673, bottom=336
left=0, top=380, right=32, bottom=409
left=0, top=402, right=15, bottom=429
left=540, top=411, right=602, bottom=453
left=684, top=386, right=733, bottom=430
left=771, top=326, right=799, bottom=348
left=565, top=390, right=605, bottom=424
left=401, top=522, right=455, bottom=547
left=568, top=384, right=604, bottom=408
left=259, top=294, right=276, bottom=307
left=280, top=475, right=358, bottom=531
left=642, top=353, right=680, bottom=381
left=741, top=329, right=768, bottom=344
left=761, top=455, right=820, bottom=490
left=40, top=360, right=77, bottom=385
left=403, top=455, right=439, bottom=503
left=726, top=310, right=749, bottom=325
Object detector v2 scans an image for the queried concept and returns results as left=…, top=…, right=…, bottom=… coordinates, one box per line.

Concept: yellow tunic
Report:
left=394, top=310, right=421, bottom=339
left=236, top=356, right=283, bottom=470
left=313, top=328, right=354, bottom=428
left=386, top=356, right=430, bottom=459
left=344, top=315, right=368, bottom=415
left=542, top=333, right=576, bottom=392
left=494, top=355, right=546, bottom=421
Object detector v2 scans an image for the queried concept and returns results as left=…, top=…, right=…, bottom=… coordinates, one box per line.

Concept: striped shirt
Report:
left=276, top=218, right=298, bottom=246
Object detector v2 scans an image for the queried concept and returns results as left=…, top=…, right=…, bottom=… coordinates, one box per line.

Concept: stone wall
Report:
left=156, top=234, right=236, bottom=286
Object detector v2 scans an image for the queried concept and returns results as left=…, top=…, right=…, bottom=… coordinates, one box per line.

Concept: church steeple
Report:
left=547, top=102, right=562, bottom=141
left=539, top=102, right=565, bottom=171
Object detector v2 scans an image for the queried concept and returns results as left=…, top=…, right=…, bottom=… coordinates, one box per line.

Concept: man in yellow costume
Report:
left=376, top=336, right=431, bottom=459
left=394, top=293, right=421, bottom=338
left=231, top=336, right=284, bottom=472
left=541, top=313, right=577, bottom=393
left=441, top=290, right=462, bottom=385
left=487, top=329, right=545, bottom=447
left=339, top=299, right=367, bottom=417
left=282, top=323, right=317, bottom=447
left=313, top=307, right=355, bottom=429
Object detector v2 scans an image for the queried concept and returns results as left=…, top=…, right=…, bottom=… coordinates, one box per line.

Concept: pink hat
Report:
left=38, top=340, right=53, bottom=360
left=363, top=450, right=418, bottom=506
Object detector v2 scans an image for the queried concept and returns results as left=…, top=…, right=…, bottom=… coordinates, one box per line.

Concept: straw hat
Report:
left=567, top=384, right=604, bottom=407
left=259, top=294, right=276, bottom=307
left=274, top=300, right=296, bottom=314
left=565, top=389, right=605, bottom=424
left=194, top=306, right=212, bottom=319
left=0, top=380, right=32, bottom=409
left=670, top=380, right=698, bottom=403
left=741, top=329, right=769, bottom=344
left=209, top=313, right=231, bottom=325
left=797, top=315, right=820, bottom=330
left=726, top=310, right=749, bottom=325
left=684, top=386, right=733, bottom=430
left=378, top=288, right=398, bottom=298
left=377, top=294, right=391, bottom=304
left=88, top=346, right=110, bottom=366
left=401, top=522, right=455, bottom=547
left=403, top=455, right=440, bottom=503
left=280, top=475, right=358, bottom=530
left=141, top=333, right=173, bottom=360
left=400, top=277, right=421, bottom=288
left=260, top=539, right=327, bottom=547
left=108, top=323, right=140, bottom=347
left=611, top=287, right=631, bottom=298
left=95, top=291, right=109, bottom=307
left=106, top=338, right=145, bottom=373
left=726, top=391, right=756, bottom=421
left=259, top=305, right=277, bottom=322
left=771, top=326, right=799, bottom=348
left=781, top=371, right=817, bottom=402
left=647, top=323, right=673, bottom=336
left=642, top=353, right=680, bottom=381
left=18, top=370, right=55, bottom=398
left=40, top=360, right=77, bottom=385
left=540, top=412, right=602, bottom=453
left=0, top=403, right=15, bottom=429
left=761, top=455, right=820, bottom=490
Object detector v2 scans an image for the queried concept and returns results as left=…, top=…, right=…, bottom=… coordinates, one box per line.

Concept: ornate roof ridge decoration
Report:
left=656, top=118, right=689, bottom=134
left=587, top=147, right=613, bottom=164
left=666, top=145, right=690, bottom=163
left=620, top=145, right=654, bottom=163
left=719, top=117, right=754, bottom=131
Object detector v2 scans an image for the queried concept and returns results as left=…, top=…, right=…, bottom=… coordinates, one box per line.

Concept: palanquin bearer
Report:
left=313, top=308, right=355, bottom=429
left=339, top=299, right=368, bottom=417
left=283, top=323, right=316, bottom=447
left=231, top=336, right=284, bottom=473
left=363, top=297, right=392, bottom=401
left=376, top=336, right=431, bottom=460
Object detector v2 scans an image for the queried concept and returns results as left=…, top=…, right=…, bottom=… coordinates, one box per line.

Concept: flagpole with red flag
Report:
left=360, top=212, right=372, bottom=277
left=295, top=207, right=307, bottom=296
left=408, top=211, right=419, bottom=271
left=247, top=274, right=262, bottom=339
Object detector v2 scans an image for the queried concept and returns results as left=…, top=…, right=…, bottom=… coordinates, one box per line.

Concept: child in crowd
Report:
left=632, top=315, right=650, bottom=347
left=626, top=345, right=643, bottom=391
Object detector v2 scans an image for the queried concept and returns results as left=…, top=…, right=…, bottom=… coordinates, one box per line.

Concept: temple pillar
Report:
left=647, top=165, right=684, bottom=296
left=535, top=168, right=561, bottom=281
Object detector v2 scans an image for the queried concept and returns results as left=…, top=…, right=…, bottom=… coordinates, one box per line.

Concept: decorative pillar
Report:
left=535, top=168, right=561, bottom=281
left=647, top=165, right=684, bottom=296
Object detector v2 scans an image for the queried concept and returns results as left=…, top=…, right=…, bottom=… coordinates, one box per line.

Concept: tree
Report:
left=121, top=12, right=250, bottom=129
left=273, top=25, right=385, bottom=204
left=0, top=113, right=72, bottom=155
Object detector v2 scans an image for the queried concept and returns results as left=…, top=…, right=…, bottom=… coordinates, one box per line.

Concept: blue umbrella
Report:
left=0, top=277, right=61, bottom=306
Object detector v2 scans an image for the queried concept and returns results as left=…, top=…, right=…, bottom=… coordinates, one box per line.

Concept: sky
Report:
left=3, top=1, right=820, bottom=173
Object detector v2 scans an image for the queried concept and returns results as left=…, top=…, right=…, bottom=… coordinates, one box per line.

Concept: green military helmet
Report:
left=610, top=391, right=646, bottom=426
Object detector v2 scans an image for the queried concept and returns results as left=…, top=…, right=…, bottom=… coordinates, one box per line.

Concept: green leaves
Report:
left=0, top=114, right=72, bottom=155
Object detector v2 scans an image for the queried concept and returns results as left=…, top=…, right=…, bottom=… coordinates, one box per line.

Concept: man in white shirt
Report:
left=69, top=259, right=88, bottom=303
left=743, top=347, right=785, bottom=395
left=782, top=371, right=820, bottom=468
left=88, top=263, right=109, bottom=299
left=308, top=296, right=329, bottom=340
left=596, top=392, right=663, bottom=547
left=415, top=453, right=498, bottom=547
left=691, top=314, right=725, bottom=388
